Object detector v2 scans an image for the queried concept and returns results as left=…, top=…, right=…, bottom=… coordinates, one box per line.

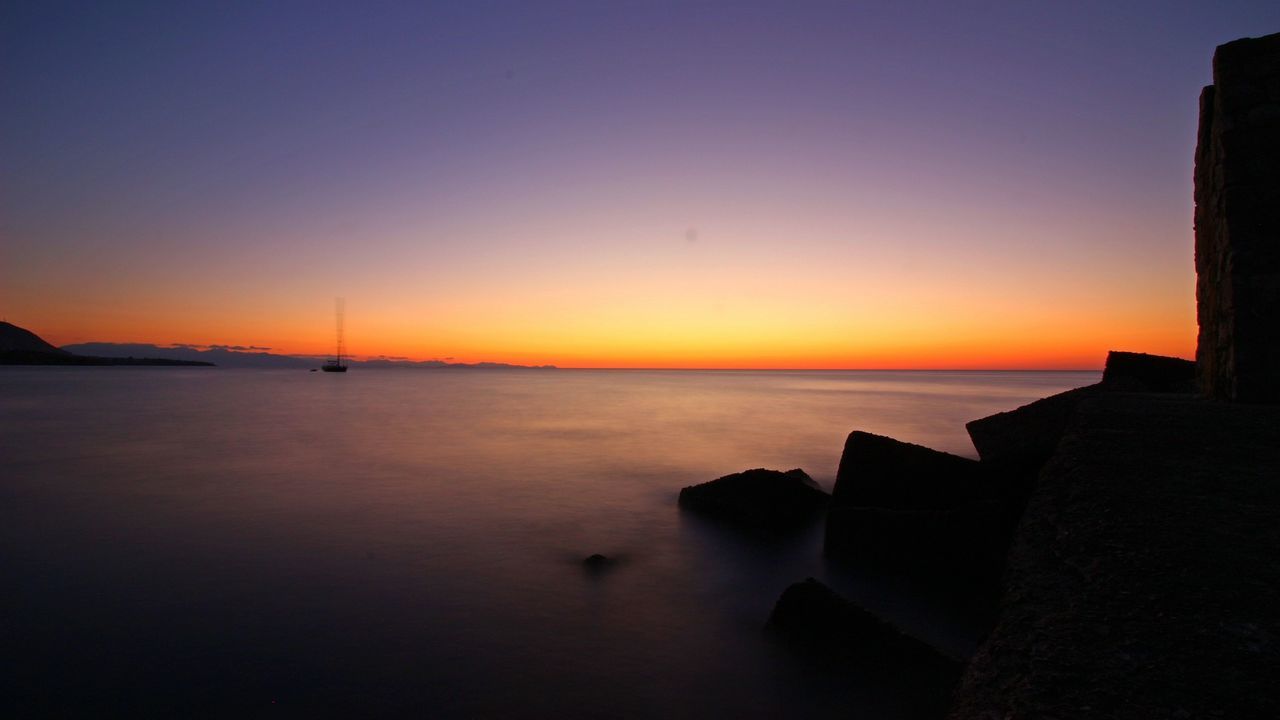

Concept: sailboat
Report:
left=321, top=298, right=348, bottom=372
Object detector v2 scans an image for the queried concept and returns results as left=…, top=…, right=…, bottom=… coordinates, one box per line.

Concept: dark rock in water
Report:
left=831, top=431, right=987, bottom=511
left=1194, top=32, right=1280, bottom=404
left=1102, top=350, right=1195, bottom=393
left=824, top=502, right=1014, bottom=589
left=768, top=578, right=962, bottom=711
left=965, top=384, right=1102, bottom=482
left=678, top=468, right=828, bottom=531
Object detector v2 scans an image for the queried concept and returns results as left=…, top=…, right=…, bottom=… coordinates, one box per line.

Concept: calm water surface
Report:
left=1, top=368, right=1095, bottom=718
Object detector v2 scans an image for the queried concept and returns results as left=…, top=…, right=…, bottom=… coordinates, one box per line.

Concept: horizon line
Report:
left=52, top=340, right=1113, bottom=372
left=541, top=366, right=1105, bottom=372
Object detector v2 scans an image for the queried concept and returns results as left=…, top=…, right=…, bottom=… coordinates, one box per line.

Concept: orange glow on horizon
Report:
left=7, top=180, right=1198, bottom=371
left=23, top=293, right=1195, bottom=370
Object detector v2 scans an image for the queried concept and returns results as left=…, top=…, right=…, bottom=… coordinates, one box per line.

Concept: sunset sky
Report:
left=4, top=1, right=1278, bottom=368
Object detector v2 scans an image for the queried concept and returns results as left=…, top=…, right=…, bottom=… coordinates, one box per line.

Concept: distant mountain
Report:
left=65, top=343, right=556, bottom=369
left=4, top=324, right=555, bottom=369
left=1, top=323, right=212, bottom=366
left=48, top=338, right=555, bottom=368
left=1, top=321, right=67, bottom=354
left=62, top=343, right=311, bottom=369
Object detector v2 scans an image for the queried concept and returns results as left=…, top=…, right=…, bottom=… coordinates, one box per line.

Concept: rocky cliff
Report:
left=1194, top=32, right=1280, bottom=403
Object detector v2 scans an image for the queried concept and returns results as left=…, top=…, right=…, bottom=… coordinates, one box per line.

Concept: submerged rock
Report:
left=831, top=431, right=987, bottom=511
left=678, top=468, right=828, bottom=532
left=767, top=578, right=962, bottom=711
left=582, top=553, right=614, bottom=570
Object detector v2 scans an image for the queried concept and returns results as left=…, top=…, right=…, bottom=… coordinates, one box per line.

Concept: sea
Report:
left=0, top=367, right=1096, bottom=718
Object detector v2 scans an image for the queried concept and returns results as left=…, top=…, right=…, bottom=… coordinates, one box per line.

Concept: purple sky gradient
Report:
left=3, top=1, right=1278, bottom=366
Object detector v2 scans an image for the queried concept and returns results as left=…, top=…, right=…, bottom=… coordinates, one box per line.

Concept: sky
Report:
left=3, top=1, right=1278, bottom=368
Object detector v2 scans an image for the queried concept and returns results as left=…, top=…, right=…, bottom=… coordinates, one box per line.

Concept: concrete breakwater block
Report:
left=823, top=502, right=1013, bottom=581
left=831, top=431, right=987, bottom=511
left=949, top=393, right=1280, bottom=719
left=964, top=384, right=1102, bottom=481
left=1101, top=350, right=1195, bottom=393
left=825, top=431, right=1014, bottom=584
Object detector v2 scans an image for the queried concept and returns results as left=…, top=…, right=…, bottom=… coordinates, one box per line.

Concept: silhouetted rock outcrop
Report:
left=1194, top=32, right=1280, bottom=404
left=1101, top=350, right=1195, bottom=392
left=768, top=578, right=962, bottom=712
left=0, top=321, right=67, bottom=354
left=678, top=468, right=828, bottom=532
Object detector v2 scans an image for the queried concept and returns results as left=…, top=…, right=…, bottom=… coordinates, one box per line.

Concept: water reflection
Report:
left=0, top=368, right=1095, bottom=717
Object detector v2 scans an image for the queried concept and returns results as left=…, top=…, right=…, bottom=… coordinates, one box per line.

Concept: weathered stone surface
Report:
left=824, top=502, right=1014, bottom=584
left=678, top=468, right=828, bottom=531
left=768, top=578, right=962, bottom=711
left=1101, top=350, right=1196, bottom=393
left=831, top=431, right=987, bottom=511
left=949, top=393, right=1280, bottom=719
left=1195, top=32, right=1280, bottom=404
left=964, top=384, right=1102, bottom=481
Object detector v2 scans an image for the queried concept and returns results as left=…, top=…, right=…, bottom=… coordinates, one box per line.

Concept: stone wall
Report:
left=1194, top=32, right=1280, bottom=403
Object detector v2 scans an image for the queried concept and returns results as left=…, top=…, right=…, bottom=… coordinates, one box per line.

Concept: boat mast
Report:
left=335, top=297, right=345, bottom=365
